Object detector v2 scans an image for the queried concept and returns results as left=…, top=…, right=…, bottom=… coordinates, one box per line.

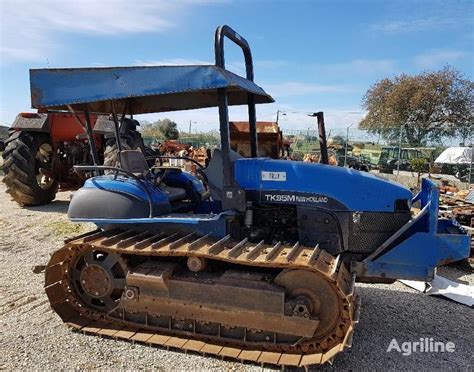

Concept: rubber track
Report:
left=45, top=228, right=360, bottom=367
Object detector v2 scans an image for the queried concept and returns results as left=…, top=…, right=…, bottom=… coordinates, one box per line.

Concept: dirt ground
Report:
left=0, top=181, right=472, bottom=371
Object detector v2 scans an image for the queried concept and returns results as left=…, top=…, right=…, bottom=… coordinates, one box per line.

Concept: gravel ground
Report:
left=0, top=181, right=472, bottom=371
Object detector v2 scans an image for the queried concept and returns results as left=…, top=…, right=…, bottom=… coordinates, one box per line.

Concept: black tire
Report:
left=103, top=130, right=156, bottom=168
left=103, top=140, right=132, bottom=168
left=2, top=132, right=58, bottom=206
left=143, top=145, right=160, bottom=167
left=143, top=145, right=159, bottom=158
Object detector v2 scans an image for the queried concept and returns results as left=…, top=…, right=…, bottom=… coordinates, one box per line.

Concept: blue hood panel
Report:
left=234, top=158, right=413, bottom=212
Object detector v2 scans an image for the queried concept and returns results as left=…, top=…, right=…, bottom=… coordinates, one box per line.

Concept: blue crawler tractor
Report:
left=40, top=26, right=470, bottom=367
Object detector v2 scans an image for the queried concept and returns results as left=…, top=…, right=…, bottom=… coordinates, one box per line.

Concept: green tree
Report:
left=410, top=158, right=427, bottom=187
left=360, top=67, right=473, bottom=146
left=330, top=135, right=346, bottom=146
left=141, top=118, right=179, bottom=140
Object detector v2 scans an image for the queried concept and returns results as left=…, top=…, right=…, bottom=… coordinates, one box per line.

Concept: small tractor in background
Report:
left=326, top=139, right=371, bottom=172
left=1, top=112, right=147, bottom=206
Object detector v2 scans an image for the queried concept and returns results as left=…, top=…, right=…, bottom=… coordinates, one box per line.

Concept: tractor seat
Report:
left=161, top=184, right=187, bottom=202
left=120, top=150, right=187, bottom=203
left=119, top=150, right=149, bottom=178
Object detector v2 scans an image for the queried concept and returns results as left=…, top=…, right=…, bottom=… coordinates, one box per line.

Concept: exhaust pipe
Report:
left=309, top=112, right=329, bottom=164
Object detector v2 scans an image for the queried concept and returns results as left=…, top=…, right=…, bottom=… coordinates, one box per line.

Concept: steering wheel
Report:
left=195, top=167, right=209, bottom=184
left=148, top=155, right=210, bottom=189
left=150, top=167, right=170, bottom=188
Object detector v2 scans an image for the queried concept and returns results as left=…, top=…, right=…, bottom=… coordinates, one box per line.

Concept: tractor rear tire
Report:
left=103, top=131, right=157, bottom=168
left=103, top=141, right=132, bottom=168
left=2, top=132, right=58, bottom=206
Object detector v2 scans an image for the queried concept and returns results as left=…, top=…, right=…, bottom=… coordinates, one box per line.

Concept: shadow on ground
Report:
left=24, top=199, right=70, bottom=214
left=144, top=285, right=471, bottom=371
left=437, top=264, right=473, bottom=284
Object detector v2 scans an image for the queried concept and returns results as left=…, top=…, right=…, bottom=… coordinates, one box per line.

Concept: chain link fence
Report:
left=142, top=133, right=220, bottom=149
left=287, top=126, right=473, bottom=189
left=142, top=126, right=473, bottom=189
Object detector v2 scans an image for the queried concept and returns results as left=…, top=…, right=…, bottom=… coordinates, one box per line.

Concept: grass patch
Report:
left=44, top=221, right=89, bottom=237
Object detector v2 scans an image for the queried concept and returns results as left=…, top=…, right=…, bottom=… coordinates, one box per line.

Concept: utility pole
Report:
left=397, top=124, right=404, bottom=179
left=344, top=123, right=354, bottom=167
left=469, top=143, right=473, bottom=184
left=276, top=110, right=286, bottom=124
left=189, top=120, right=192, bottom=134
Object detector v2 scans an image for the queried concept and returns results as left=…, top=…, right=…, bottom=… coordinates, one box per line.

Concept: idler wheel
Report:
left=71, top=249, right=128, bottom=311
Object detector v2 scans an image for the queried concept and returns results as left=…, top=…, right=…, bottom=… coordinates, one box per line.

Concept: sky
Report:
left=0, top=0, right=473, bottom=133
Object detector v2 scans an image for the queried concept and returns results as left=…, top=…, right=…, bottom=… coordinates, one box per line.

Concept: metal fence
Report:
left=287, top=126, right=473, bottom=186
left=142, top=134, right=220, bottom=149
left=142, top=127, right=473, bottom=186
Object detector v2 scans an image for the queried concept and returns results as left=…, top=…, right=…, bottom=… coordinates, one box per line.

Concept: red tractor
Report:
left=2, top=111, right=147, bottom=206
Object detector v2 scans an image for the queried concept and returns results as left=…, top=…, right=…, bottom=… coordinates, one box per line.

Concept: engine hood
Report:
left=234, top=158, right=413, bottom=212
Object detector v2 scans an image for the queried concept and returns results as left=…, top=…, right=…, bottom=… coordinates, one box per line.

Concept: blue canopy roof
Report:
left=30, top=65, right=274, bottom=114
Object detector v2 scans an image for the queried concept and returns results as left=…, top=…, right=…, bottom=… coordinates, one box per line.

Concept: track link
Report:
left=45, top=228, right=360, bottom=367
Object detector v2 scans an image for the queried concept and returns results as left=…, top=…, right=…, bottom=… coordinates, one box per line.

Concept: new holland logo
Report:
left=263, top=194, right=328, bottom=204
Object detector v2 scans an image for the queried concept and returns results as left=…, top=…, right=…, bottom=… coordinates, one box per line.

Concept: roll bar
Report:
left=215, top=25, right=254, bottom=81
left=215, top=25, right=257, bottom=203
